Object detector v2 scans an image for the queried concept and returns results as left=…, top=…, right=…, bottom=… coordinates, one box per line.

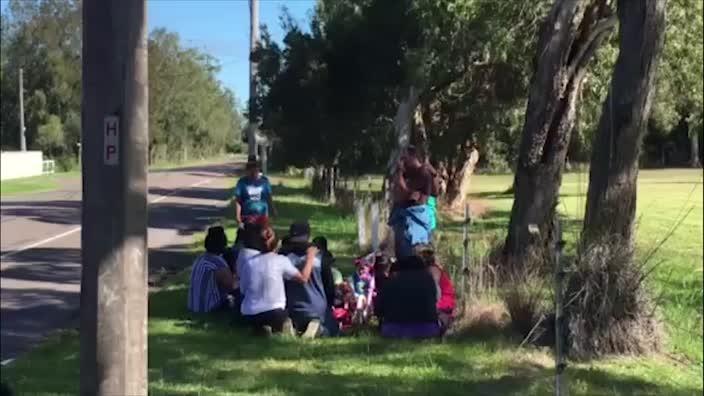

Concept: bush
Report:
left=498, top=246, right=553, bottom=345
left=565, top=237, right=663, bottom=359
left=55, top=155, right=79, bottom=172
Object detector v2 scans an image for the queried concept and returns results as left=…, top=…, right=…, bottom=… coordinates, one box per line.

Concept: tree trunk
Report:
left=691, top=130, right=701, bottom=168
left=582, top=0, right=666, bottom=247
left=328, top=166, right=336, bottom=204
left=446, top=148, right=479, bottom=209
left=385, top=86, right=419, bottom=205
left=504, top=0, right=616, bottom=259
left=387, top=86, right=419, bottom=176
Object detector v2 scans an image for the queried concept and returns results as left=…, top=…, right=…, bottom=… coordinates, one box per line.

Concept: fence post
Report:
left=371, top=201, right=380, bottom=251
left=554, top=221, right=567, bottom=396
left=462, top=203, right=470, bottom=272
left=356, top=200, right=367, bottom=251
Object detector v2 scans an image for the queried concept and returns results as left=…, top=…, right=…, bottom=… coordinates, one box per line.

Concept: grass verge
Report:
left=1, top=170, right=702, bottom=395
left=0, top=172, right=80, bottom=197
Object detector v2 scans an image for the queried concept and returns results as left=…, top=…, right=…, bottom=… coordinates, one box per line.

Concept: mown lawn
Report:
left=1, top=169, right=702, bottom=395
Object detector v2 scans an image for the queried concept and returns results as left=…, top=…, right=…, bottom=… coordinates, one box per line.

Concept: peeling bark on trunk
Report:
left=504, top=0, right=616, bottom=259
left=446, top=148, right=479, bottom=209
left=387, top=86, right=419, bottom=176
left=582, top=0, right=666, bottom=247
left=386, top=86, right=419, bottom=205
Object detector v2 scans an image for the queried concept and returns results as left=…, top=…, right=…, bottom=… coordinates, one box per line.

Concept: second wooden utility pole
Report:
left=248, top=0, right=259, bottom=158
left=80, top=0, right=149, bottom=395
left=19, top=68, right=26, bottom=151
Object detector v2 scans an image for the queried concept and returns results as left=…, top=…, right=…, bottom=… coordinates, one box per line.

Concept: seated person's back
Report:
left=239, top=249, right=299, bottom=316
left=280, top=222, right=337, bottom=336
left=188, top=226, right=234, bottom=313
left=378, top=255, right=439, bottom=338
left=237, top=223, right=318, bottom=334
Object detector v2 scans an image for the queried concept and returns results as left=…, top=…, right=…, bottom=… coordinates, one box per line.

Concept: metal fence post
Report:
left=554, top=220, right=567, bottom=396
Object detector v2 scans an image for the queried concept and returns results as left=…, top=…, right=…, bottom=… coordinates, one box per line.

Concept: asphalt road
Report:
left=0, top=161, right=240, bottom=362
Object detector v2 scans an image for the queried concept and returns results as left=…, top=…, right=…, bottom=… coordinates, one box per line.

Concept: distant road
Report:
left=0, top=161, right=241, bottom=362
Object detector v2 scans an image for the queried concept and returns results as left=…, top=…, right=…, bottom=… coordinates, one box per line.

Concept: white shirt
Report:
left=235, top=247, right=260, bottom=276
left=239, top=251, right=300, bottom=316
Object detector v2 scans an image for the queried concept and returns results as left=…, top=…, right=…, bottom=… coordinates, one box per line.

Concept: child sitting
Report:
left=331, top=270, right=355, bottom=330
left=352, top=257, right=373, bottom=309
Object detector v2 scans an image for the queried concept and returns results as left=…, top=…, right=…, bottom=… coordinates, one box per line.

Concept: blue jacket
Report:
left=389, top=204, right=432, bottom=258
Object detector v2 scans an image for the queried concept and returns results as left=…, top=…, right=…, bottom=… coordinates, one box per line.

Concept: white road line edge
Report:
left=0, top=178, right=213, bottom=261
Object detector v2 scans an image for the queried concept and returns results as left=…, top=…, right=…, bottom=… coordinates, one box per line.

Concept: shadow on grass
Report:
left=3, top=249, right=702, bottom=396
left=6, top=284, right=701, bottom=396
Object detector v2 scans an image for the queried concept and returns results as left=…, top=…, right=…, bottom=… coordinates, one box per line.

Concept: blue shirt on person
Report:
left=234, top=176, right=272, bottom=217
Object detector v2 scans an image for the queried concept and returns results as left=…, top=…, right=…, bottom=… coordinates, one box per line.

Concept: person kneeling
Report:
left=280, top=222, right=339, bottom=338
left=377, top=255, right=441, bottom=339
left=238, top=223, right=318, bottom=336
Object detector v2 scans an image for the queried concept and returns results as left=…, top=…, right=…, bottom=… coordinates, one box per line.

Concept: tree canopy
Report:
left=0, top=0, right=243, bottom=169
left=255, top=0, right=702, bottom=175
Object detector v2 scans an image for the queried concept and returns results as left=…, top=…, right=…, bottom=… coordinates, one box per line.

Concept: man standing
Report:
left=234, top=155, right=275, bottom=226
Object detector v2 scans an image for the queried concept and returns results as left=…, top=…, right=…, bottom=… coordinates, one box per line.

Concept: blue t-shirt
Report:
left=234, top=176, right=272, bottom=216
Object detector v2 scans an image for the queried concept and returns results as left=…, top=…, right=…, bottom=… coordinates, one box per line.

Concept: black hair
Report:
left=234, top=227, right=245, bottom=246
left=397, top=255, right=427, bottom=271
left=312, top=236, right=328, bottom=252
left=204, top=226, right=227, bottom=255
left=242, top=222, right=267, bottom=252
left=413, top=244, right=435, bottom=267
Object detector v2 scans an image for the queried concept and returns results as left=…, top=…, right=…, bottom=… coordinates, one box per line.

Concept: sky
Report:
left=147, top=0, right=315, bottom=106
left=1, top=0, right=316, bottom=107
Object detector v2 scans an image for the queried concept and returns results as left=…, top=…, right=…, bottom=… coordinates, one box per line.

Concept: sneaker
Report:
left=301, top=319, right=321, bottom=339
left=282, top=319, right=295, bottom=337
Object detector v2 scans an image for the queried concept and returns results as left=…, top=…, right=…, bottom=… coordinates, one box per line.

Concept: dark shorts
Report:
left=243, top=309, right=288, bottom=333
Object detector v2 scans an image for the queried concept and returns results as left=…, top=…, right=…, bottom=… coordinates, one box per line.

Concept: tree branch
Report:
left=566, top=15, right=618, bottom=83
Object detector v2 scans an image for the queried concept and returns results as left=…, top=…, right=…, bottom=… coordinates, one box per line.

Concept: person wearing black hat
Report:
left=233, top=155, right=276, bottom=227
left=279, top=221, right=338, bottom=338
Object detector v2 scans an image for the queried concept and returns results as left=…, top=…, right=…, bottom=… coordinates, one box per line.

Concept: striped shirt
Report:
left=188, top=253, right=228, bottom=313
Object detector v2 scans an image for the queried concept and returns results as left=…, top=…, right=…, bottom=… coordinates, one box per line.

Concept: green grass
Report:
left=0, top=171, right=80, bottom=197
left=2, top=169, right=702, bottom=395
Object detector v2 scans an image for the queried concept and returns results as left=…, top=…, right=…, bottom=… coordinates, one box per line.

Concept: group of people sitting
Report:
left=186, top=149, right=456, bottom=339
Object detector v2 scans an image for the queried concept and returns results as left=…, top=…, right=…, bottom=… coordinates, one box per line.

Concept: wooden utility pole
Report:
left=19, top=67, right=26, bottom=151
left=80, top=1, right=148, bottom=395
left=248, top=0, right=259, bottom=158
